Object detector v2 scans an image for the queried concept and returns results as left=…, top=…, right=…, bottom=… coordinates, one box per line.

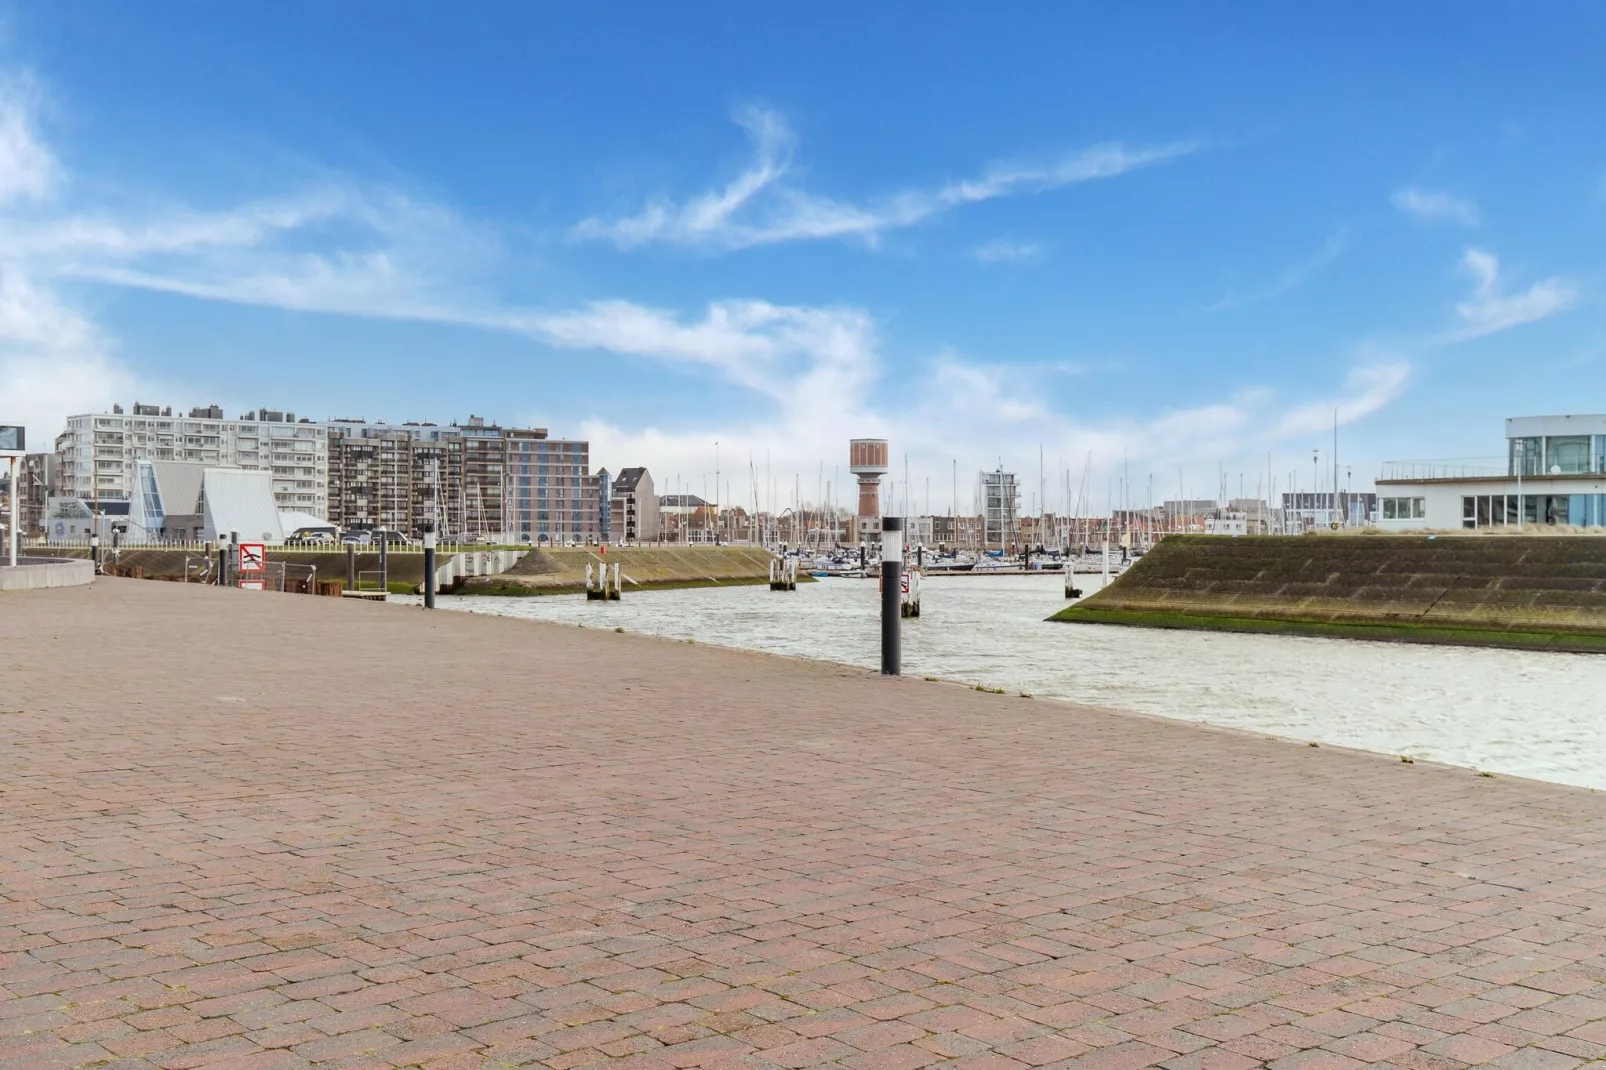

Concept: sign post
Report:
left=237, top=541, right=266, bottom=591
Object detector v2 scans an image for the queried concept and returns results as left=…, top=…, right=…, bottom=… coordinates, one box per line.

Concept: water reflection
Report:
left=409, top=574, right=1606, bottom=791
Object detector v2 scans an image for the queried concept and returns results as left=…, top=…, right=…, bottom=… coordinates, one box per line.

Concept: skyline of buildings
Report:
left=20, top=403, right=1606, bottom=548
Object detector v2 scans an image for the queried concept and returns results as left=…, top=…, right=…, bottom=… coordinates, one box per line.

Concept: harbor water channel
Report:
left=405, top=574, right=1606, bottom=792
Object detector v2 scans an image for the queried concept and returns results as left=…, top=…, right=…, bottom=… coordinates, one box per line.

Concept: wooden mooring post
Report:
left=769, top=556, right=798, bottom=591
left=585, top=561, right=622, bottom=601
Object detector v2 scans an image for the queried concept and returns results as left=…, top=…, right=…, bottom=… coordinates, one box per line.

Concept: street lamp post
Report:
left=1311, top=449, right=1320, bottom=528
left=1516, top=439, right=1524, bottom=532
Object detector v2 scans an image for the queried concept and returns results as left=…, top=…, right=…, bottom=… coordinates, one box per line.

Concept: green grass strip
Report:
left=1049, top=606, right=1606, bottom=654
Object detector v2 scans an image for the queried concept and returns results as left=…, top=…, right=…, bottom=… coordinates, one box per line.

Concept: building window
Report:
left=1545, top=436, right=1591, bottom=475
left=1509, top=437, right=1543, bottom=476
left=1383, top=497, right=1425, bottom=520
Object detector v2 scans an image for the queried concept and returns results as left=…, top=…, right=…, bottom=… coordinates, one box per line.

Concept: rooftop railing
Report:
left=1379, top=458, right=1506, bottom=481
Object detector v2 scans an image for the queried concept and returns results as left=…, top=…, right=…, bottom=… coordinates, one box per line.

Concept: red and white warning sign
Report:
left=238, top=542, right=266, bottom=573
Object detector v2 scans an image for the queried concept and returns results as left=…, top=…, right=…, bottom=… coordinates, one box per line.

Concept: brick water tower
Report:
left=849, top=438, right=889, bottom=544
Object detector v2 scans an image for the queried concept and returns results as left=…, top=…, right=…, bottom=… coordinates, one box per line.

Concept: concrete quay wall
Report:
left=0, top=555, right=95, bottom=590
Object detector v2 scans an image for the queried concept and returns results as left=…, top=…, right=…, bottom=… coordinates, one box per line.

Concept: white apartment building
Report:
left=55, top=403, right=329, bottom=516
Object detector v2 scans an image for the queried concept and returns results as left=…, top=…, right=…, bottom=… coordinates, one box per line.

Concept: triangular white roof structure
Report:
left=150, top=461, right=207, bottom=515
left=202, top=468, right=283, bottom=545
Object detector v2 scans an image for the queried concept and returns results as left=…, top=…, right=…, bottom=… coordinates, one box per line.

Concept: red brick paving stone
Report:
left=1322, top=1031, right=1418, bottom=1062
left=1266, top=1052, right=1367, bottom=1070
left=1485, top=1050, right=1584, bottom=1070
left=997, top=1033, right=1092, bottom=1065
left=1156, top=1050, right=1263, bottom=1070
left=5, top=584, right=1606, bottom=1069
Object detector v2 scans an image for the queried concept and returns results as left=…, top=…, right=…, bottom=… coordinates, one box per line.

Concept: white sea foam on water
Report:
left=405, top=574, right=1606, bottom=792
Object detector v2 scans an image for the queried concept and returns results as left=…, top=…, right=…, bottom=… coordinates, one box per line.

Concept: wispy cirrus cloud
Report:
left=1449, top=247, right=1577, bottom=340
left=1271, top=361, right=1411, bottom=438
left=1204, top=230, right=1349, bottom=313
left=571, top=106, right=1195, bottom=252
left=1392, top=187, right=1479, bottom=227
left=973, top=238, right=1048, bottom=264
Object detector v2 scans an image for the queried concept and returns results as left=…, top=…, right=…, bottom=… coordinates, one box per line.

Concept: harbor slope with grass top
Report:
left=1053, top=533, right=1606, bottom=652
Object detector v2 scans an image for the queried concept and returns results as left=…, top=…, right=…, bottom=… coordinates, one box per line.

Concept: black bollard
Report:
left=379, top=537, right=389, bottom=594
left=423, top=522, right=437, bottom=609
left=346, top=542, right=356, bottom=590
left=91, top=531, right=102, bottom=574
left=216, top=541, right=226, bottom=586
left=881, top=517, right=902, bottom=675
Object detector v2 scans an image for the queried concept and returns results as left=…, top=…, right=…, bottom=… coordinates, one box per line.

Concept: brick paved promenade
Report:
left=3, top=580, right=1606, bottom=1070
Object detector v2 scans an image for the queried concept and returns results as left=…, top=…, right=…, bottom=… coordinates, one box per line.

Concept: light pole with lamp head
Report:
left=1515, top=439, right=1524, bottom=531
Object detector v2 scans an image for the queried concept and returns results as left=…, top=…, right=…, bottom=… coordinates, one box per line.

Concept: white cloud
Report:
left=0, top=64, right=1408, bottom=509
left=573, top=107, right=1195, bottom=251
left=516, top=299, right=877, bottom=403
left=1450, top=247, right=1577, bottom=340
left=571, top=311, right=1411, bottom=516
left=1271, top=362, right=1411, bottom=438
left=0, top=73, right=56, bottom=204
left=974, top=239, right=1047, bottom=264
left=1391, top=187, right=1479, bottom=227
left=0, top=265, right=143, bottom=442
left=1205, top=230, right=1349, bottom=313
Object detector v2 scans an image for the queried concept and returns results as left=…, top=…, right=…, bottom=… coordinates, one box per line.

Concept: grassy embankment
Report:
left=456, top=545, right=811, bottom=596
left=1051, top=534, right=1606, bottom=653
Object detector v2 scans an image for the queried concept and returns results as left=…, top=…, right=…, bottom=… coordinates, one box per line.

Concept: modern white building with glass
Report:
left=1376, top=415, right=1606, bottom=531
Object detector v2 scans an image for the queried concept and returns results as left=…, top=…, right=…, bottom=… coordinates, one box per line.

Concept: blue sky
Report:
left=1, top=3, right=1602, bottom=513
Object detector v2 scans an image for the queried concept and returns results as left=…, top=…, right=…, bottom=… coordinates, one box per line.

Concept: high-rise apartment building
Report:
left=54, top=403, right=328, bottom=517
left=327, top=416, right=598, bottom=543
left=979, top=468, right=1020, bottom=550
left=54, top=405, right=599, bottom=544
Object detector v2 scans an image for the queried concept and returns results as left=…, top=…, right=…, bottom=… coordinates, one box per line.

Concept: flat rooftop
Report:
left=2, top=581, right=1605, bottom=1069
left=1378, top=473, right=1606, bottom=485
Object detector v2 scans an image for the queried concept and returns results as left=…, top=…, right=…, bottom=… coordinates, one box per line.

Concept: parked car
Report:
left=340, top=531, right=371, bottom=545
left=370, top=527, right=414, bottom=546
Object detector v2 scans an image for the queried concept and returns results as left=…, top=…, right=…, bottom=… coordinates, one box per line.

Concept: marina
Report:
left=409, top=572, right=1606, bottom=792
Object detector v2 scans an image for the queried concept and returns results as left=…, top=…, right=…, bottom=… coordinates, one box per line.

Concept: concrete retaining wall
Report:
left=459, top=546, right=783, bottom=595
left=434, top=550, right=526, bottom=590
left=0, top=556, right=96, bottom=591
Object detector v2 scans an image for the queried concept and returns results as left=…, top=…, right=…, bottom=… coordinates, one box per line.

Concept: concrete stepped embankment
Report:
left=1052, top=533, right=1606, bottom=652
left=460, top=545, right=799, bottom=595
